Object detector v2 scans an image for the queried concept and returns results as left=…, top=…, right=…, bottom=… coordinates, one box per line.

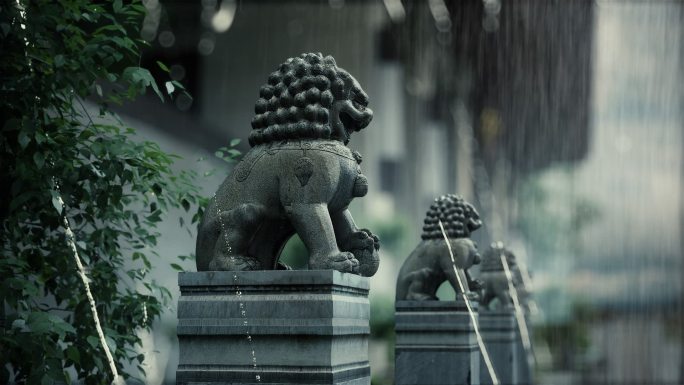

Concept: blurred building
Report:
left=125, top=0, right=594, bottom=239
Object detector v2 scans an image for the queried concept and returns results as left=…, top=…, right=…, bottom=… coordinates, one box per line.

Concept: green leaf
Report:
left=33, top=152, right=45, bottom=169
left=66, top=346, right=80, bottom=364
left=50, top=315, right=76, bottom=336
left=18, top=131, right=30, bottom=149
left=170, top=80, right=186, bottom=90
left=149, top=79, right=164, bottom=102
left=11, top=319, right=26, bottom=330
left=62, top=371, right=72, bottom=385
left=50, top=191, right=63, bottom=214
left=157, top=61, right=170, bottom=73
left=27, top=312, right=51, bottom=334
left=170, top=263, right=184, bottom=271
left=122, top=67, right=164, bottom=101
left=86, top=335, right=99, bottom=349
left=230, top=138, right=241, bottom=147
left=105, top=335, right=116, bottom=354
left=54, top=55, right=66, bottom=68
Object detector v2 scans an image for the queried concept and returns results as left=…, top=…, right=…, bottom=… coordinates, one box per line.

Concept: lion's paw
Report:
left=311, top=251, right=359, bottom=274
left=342, top=230, right=380, bottom=277
left=468, top=278, right=484, bottom=292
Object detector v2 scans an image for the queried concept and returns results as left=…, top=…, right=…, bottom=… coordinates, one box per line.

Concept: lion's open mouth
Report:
left=340, top=102, right=373, bottom=133
left=340, top=111, right=356, bottom=132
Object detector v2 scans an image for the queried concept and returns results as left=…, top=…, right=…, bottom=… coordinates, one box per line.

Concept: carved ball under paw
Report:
left=342, top=230, right=380, bottom=277
left=468, top=278, right=484, bottom=292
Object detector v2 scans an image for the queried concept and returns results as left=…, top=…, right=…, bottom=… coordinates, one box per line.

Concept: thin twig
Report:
left=53, top=179, right=122, bottom=383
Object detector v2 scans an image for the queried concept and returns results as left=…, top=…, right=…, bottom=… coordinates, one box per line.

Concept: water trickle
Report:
left=500, top=253, right=535, bottom=367
left=216, top=194, right=261, bottom=382
left=439, top=220, right=499, bottom=385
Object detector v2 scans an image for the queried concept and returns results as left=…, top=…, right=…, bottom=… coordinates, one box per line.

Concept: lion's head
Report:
left=248, top=52, right=373, bottom=147
left=480, top=241, right=517, bottom=272
left=421, top=194, right=482, bottom=240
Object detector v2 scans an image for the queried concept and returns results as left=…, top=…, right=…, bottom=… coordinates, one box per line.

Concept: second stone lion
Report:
left=396, top=194, right=483, bottom=300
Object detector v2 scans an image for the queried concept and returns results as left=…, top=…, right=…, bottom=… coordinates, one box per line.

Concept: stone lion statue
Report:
left=196, top=53, right=380, bottom=276
left=396, top=194, right=483, bottom=301
left=479, top=242, right=524, bottom=310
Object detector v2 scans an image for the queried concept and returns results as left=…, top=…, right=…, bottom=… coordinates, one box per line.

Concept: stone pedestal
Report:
left=514, top=313, right=532, bottom=385
left=479, top=309, right=517, bottom=385
left=394, top=300, right=480, bottom=385
left=176, top=270, right=371, bottom=385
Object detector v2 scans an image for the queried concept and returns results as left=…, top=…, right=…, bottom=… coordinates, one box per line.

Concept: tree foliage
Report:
left=0, top=1, right=202, bottom=383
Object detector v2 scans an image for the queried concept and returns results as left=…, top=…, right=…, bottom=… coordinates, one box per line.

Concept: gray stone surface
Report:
left=196, top=53, right=380, bottom=277
left=477, top=242, right=533, bottom=384
left=514, top=313, right=533, bottom=385
left=479, top=310, right=517, bottom=385
left=395, top=300, right=480, bottom=385
left=177, top=270, right=371, bottom=384
left=479, top=242, right=519, bottom=310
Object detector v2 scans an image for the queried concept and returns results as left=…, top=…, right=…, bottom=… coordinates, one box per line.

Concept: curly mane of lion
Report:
left=248, top=52, right=355, bottom=147
left=421, top=194, right=483, bottom=240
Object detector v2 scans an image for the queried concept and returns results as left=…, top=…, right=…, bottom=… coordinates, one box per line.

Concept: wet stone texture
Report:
left=176, top=270, right=371, bottom=385
left=478, top=309, right=517, bottom=385
left=514, top=313, right=533, bottom=385
left=395, top=300, right=480, bottom=385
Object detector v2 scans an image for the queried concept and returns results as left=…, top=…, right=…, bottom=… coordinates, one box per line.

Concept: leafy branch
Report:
left=0, top=1, right=203, bottom=384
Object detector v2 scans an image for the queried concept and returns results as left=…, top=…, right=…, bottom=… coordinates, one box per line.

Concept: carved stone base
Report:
left=394, top=300, right=480, bottom=385
left=176, top=270, right=370, bottom=385
left=479, top=309, right=517, bottom=385
left=514, top=313, right=533, bottom=385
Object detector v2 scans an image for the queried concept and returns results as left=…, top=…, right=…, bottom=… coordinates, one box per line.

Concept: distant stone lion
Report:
left=480, top=242, right=521, bottom=309
left=196, top=53, right=380, bottom=276
left=396, top=195, right=483, bottom=300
